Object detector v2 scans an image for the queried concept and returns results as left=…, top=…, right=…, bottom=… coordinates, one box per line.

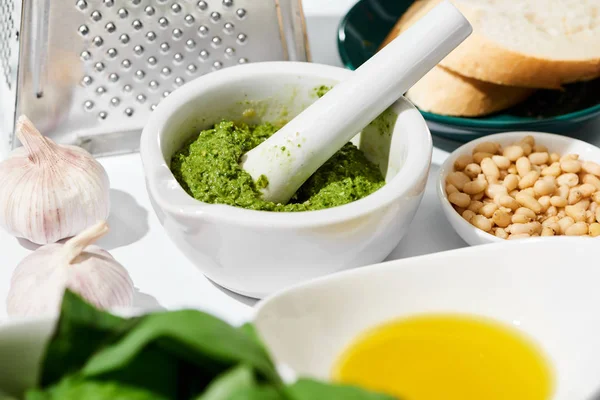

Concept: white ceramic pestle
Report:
left=240, top=1, right=472, bottom=204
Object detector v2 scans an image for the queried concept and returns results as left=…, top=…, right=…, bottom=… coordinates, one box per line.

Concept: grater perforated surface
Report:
left=0, top=0, right=15, bottom=90
left=74, top=0, right=260, bottom=121
left=11, top=0, right=309, bottom=156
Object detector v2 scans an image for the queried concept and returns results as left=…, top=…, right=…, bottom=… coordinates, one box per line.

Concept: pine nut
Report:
left=565, top=222, right=588, bottom=236
left=454, top=206, right=466, bottom=215
left=492, top=209, right=512, bottom=228
left=521, top=188, right=536, bottom=198
left=519, top=170, right=540, bottom=189
left=508, top=233, right=531, bottom=240
left=596, top=207, right=600, bottom=223
left=568, top=188, right=583, bottom=205
left=492, top=155, right=511, bottom=170
left=446, top=184, right=459, bottom=195
left=463, top=179, right=487, bottom=195
left=542, top=216, right=559, bottom=227
left=529, top=152, right=549, bottom=165
left=574, top=199, right=591, bottom=211
left=481, top=158, right=500, bottom=180
left=462, top=210, right=476, bottom=222
left=557, top=185, right=570, bottom=199
left=520, top=136, right=535, bottom=146
left=589, top=223, right=600, bottom=237
left=464, top=163, right=482, bottom=179
left=503, top=174, right=520, bottom=191
left=533, top=145, right=548, bottom=153
left=471, top=215, right=492, bottom=232
left=510, top=222, right=542, bottom=235
left=579, top=183, right=597, bottom=198
left=480, top=203, right=498, bottom=218
left=515, top=207, right=537, bottom=219
left=497, top=194, right=520, bottom=211
left=449, top=192, right=471, bottom=208
left=520, top=143, right=533, bottom=156
left=586, top=210, right=596, bottom=224
left=557, top=217, right=575, bottom=234
left=560, top=160, right=582, bottom=174
left=471, top=192, right=484, bottom=201
left=473, top=142, right=500, bottom=155
left=516, top=157, right=532, bottom=177
left=560, top=154, right=579, bottom=162
left=582, top=161, right=600, bottom=177
left=447, top=171, right=471, bottom=191
left=592, top=192, right=600, bottom=204
left=565, top=205, right=586, bottom=222
left=454, top=154, right=473, bottom=171
left=533, top=179, right=555, bottom=197
left=485, top=184, right=508, bottom=199
left=495, top=228, right=509, bottom=239
left=583, top=174, right=600, bottom=191
left=473, top=152, right=495, bottom=164
left=515, top=192, right=542, bottom=213
left=541, top=227, right=555, bottom=236
left=512, top=214, right=532, bottom=224
left=541, top=163, right=561, bottom=177
left=557, top=173, right=579, bottom=187
left=550, top=153, right=560, bottom=163
left=468, top=201, right=484, bottom=213
left=538, top=196, right=551, bottom=212
left=503, top=146, right=524, bottom=162
left=546, top=206, right=558, bottom=217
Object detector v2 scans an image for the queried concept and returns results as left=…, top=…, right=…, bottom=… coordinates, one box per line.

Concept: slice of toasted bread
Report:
left=382, top=0, right=600, bottom=89
left=381, top=0, right=533, bottom=116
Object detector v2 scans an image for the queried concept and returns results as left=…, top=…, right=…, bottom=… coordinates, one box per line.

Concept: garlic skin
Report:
left=6, top=221, right=134, bottom=317
left=0, top=115, right=110, bottom=244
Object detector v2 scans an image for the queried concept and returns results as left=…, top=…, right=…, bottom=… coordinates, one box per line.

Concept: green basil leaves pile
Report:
left=23, top=291, right=396, bottom=400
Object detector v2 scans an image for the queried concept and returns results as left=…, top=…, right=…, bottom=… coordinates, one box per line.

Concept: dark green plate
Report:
left=337, top=0, right=600, bottom=141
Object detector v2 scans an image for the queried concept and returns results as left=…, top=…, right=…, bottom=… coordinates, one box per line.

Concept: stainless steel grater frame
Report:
left=0, top=0, right=310, bottom=157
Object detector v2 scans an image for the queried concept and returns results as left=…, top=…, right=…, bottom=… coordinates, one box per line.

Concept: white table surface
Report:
left=1, top=0, right=599, bottom=323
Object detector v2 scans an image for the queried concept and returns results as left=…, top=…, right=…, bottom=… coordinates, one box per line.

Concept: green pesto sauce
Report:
left=314, top=85, right=332, bottom=98
left=170, top=121, right=385, bottom=212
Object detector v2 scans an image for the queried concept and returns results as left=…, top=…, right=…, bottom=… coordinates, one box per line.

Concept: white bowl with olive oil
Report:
left=254, top=238, right=600, bottom=400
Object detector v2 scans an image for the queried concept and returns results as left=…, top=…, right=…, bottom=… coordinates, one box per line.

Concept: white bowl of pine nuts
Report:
left=438, top=131, right=600, bottom=245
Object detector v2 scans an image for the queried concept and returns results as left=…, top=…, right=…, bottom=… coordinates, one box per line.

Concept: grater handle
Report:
left=241, top=1, right=472, bottom=204
left=30, top=0, right=51, bottom=98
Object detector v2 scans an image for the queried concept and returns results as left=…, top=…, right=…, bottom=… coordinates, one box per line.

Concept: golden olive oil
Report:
left=332, top=314, right=553, bottom=400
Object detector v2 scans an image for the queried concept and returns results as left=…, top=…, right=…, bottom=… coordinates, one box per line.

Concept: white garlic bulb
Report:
left=0, top=115, right=110, bottom=244
left=6, top=221, right=134, bottom=317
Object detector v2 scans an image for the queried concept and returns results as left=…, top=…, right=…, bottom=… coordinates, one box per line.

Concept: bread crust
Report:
left=406, top=67, right=534, bottom=117
left=381, top=0, right=600, bottom=89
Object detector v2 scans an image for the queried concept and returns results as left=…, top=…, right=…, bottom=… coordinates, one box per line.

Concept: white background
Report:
left=0, top=0, right=598, bottom=324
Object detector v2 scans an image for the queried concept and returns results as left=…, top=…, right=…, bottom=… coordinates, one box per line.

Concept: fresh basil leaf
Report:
left=286, top=379, right=399, bottom=400
left=25, top=377, right=169, bottom=400
left=38, top=290, right=139, bottom=388
left=227, top=386, right=285, bottom=400
left=195, top=364, right=257, bottom=400
left=80, top=310, right=280, bottom=385
left=92, top=343, right=181, bottom=398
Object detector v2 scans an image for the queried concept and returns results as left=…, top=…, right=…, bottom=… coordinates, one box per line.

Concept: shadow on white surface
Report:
left=207, top=278, right=258, bottom=307
left=16, top=238, right=40, bottom=252
left=98, top=189, right=150, bottom=250
left=133, top=288, right=166, bottom=311
left=386, top=164, right=467, bottom=260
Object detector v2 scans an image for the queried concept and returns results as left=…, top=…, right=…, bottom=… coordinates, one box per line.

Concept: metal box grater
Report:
left=0, top=0, right=310, bottom=157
